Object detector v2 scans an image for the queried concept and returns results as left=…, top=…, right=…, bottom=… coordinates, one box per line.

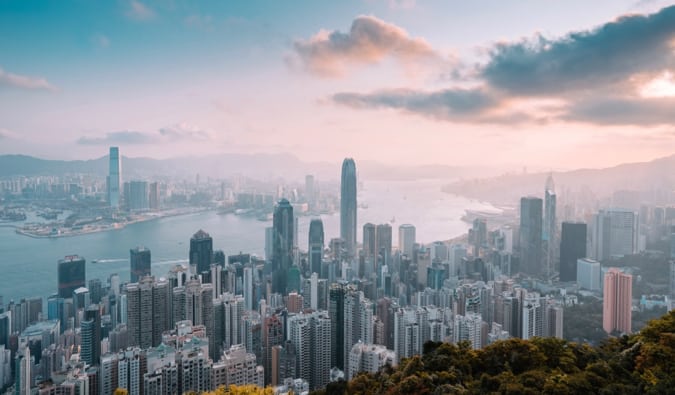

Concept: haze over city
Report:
left=2, top=0, right=675, bottom=169
left=2, top=2, right=675, bottom=395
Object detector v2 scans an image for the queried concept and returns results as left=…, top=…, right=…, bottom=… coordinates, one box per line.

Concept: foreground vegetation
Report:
left=315, top=310, right=675, bottom=394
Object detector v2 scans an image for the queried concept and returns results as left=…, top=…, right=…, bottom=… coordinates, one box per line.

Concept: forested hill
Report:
left=314, top=310, right=675, bottom=395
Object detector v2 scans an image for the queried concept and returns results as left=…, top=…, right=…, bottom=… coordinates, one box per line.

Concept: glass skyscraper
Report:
left=108, top=146, right=121, bottom=209
left=519, top=197, right=543, bottom=276
left=340, top=158, right=357, bottom=257
left=272, top=199, right=294, bottom=294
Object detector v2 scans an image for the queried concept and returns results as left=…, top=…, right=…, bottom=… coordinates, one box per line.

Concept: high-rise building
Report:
left=398, top=224, right=416, bottom=257
left=363, top=223, right=376, bottom=258
left=603, top=268, right=632, bottom=334
left=544, top=175, right=557, bottom=280
left=130, top=247, right=151, bottom=283
left=57, top=255, right=86, bottom=299
left=126, top=277, right=171, bottom=349
left=328, top=283, right=345, bottom=370
left=184, top=279, right=215, bottom=360
left=272, top=199, right=294, bottom=294
left=309, top=219, right=324, bottom=276
left=189, top=230, right=213, bottom=275
left=212, top=344, right=264, bottom=389
left=340, top=158, right=357, bottom=257
left=128, top=181, right=149, bottom=211
left=376, top=224, right=392, bottom=264
left=108, top=147, right=121, bottom=209
left=559, top=222, right=587, bottom=282
left=81, top=305, right=101, bottom=366
left=577, top=258, right=601, bottom=291
left=343, top=287, right=373, bottom=375
left=262, top=315, right=284, bottom=386
left=519, top=197, right=543, bottom=276
left=287, top=311, right=332, bottom=390
left=593, top=209, right=638, bottom=261
left=148, top=182, right=160, bottom=210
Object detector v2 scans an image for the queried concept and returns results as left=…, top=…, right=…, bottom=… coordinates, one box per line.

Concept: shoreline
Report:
left=14, top=207, right=212, bottom=239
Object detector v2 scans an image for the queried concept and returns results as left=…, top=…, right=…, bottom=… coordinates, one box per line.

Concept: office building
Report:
left=376, top=224, right=392, bottom=263
left=80, top=305, right=101, bottom=366
left=128, top=181, right=149, bottom=211
left=108, top=147, right=121, bottom=209
left=544, top=175, right=557, bottom=279
left=593, top=209, right=638, bottom=261
left=57, top=255, right=86, bottom=299
left=559, top=222, right=587, bottom=282
left=603, top=268, right=633, bottom=334
left=148, top=182, right=160, bottom=210
left=130, top=247, right=151, bottom=283
left=398, top=224, right=415, bottom=258
left=577, top=258, right=601, bottom=291
left=272, top=199, right=294, bottom=294
left=340, top=158, right=357, bottom=257
left=363, top=223, right=376, bottom=258
left=309, top=219, right=324, bottom=276
left=189, top=230, right=213, bottom=275
left=519, top=197, right=543, bottom=276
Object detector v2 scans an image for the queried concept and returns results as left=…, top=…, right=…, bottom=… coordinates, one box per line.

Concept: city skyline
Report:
left=2, top=1, right=675, bottom=169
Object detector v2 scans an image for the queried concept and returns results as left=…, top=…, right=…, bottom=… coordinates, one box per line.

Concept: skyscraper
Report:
left=519, top=197, right=543, bottom=276
left=148, top=182, right=160, bottom=210
left=544, top=175, right=557, bottom=280
left=57, top=255, right=86, bottom=298
left=329, top=283, right=345, bottom=370
left=362, top=223, right=376, bottom=258
left=559, top=222, right=587, bottom=282
left=593, top=209, right=638, bottom=261
left=128, top=181, right=149, bottom=211
left=376, top=224, right=392, bottom=264
left=340, top=158, right=357, bottom=257
left=308, top=219, right=324, bottom=276
left=603, top=268, right=632, bottom=334
left=272, top=199, right=294, bottom=294
left=190, top=230, right=213, bottom=275
left=130, top=247, right=151, bottom=283
left=81, top=305, right=101, bottom=366
left=398, top=224, right=416, bottom=257
left=108, top=147, right=121, bottom=209
left=126, top=277, right=170, bottom=349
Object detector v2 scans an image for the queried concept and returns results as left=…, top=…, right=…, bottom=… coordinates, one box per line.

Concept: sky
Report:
left=1, top=0, right=675, bottom=170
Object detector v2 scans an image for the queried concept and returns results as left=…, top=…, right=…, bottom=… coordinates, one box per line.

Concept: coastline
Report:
left=14, top=207, right=212, bottom=239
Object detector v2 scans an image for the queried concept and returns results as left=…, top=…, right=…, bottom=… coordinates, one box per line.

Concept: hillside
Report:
left=444, top=154, right=675, bottom=206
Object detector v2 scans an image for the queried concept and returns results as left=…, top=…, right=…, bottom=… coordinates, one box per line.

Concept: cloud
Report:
left=159, top=122, right=212, bottom=141
left=77, top=131, right=154, bottom=145
left=125, top=0, right=155, bottom=21
left=481, top=5, right=675, bottom=96
left=0, top=128, right=20, bottom=140
left=332, top=5, right=675, bottom=126
left=290, top=15, right=442, bottom=77
left=0, top=67, right=56, bottom=91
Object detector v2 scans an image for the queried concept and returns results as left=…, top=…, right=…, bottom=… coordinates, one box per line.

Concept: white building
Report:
left=212, top=344, right=264, bottom=389
left=577, top=258, right=601, bottom=291
left=347, top=342, right=396, bottom=380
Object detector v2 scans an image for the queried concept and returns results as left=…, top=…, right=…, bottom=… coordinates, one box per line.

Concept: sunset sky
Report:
left=1, top=0, right=675, bottom=169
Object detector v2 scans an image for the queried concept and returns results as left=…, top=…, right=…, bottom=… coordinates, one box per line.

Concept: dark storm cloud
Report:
left=563, top=96, right=675, bottom=126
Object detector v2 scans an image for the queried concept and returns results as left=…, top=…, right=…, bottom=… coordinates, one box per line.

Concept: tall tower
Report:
left=57, top=255, right=86, bottom=299
left=603, top=268, right=632, bottom=334
left=559, top=222, right=587, bottom=282
left=108, top=146, right=121, bottom=209
left=398, top=224, right=416, bottom=257
left=362, top=223, right=376, bottom=258
left=80, top=305, right=101, bottom=366
left=340, top=158, right=357, bottom=257
left=272, top=199, right=294, bottom=294
left=519, top=197, right=543, bottom=277
left=308, top=219, right=324, bottom=276
left=376, top=224, right=392, bottom=265
left=130, top=247, right=151, bottom=283
left=189, top=230, right=213, bottom=276
left=544, top=174, right=557, bottom=281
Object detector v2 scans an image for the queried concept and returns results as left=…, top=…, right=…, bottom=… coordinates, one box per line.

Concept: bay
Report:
left=0, top=179, right=494, bottom=302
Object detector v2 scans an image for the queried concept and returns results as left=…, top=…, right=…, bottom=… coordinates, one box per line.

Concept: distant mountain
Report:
left=444, top=154, right=675, bottom=205
left=0, top=153, right=492, bottom=182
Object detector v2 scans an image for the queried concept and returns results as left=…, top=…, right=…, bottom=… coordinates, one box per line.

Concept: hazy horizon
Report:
left=2, top=1, right=675, bottom=169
